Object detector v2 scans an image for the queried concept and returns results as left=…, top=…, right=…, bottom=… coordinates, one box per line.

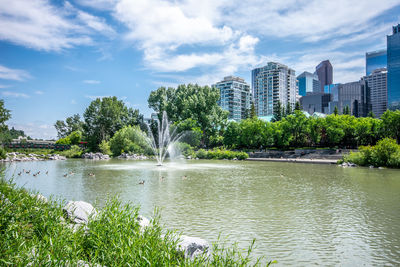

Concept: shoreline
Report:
left=246, top=157, right=338, bottom=164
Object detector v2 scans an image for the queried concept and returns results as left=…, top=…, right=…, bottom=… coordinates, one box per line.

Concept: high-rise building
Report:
left=387, top=24, right=400, bottom=110
left=214, top=76, right=252, bottom=121
left=297, top=71, right=320, bottom=96
left=366, top=49, right=387, bottom=75
left=252, top=62, right=297, bottom=116
left=314, top=60, right=333, bottom=92
left=327, top=81, right=369, bottom=117
left=300, top=92, right=331, bottom=115
left=363, top=68, right=387, bottom=117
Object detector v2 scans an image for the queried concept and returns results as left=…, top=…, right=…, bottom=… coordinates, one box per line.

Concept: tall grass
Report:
left=0, top=175, right=273, bottom=266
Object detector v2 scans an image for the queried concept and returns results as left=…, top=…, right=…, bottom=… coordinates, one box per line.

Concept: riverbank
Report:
left=0, top=177, right=273, bottom=266
left=246, top=158, right=338, bottom=164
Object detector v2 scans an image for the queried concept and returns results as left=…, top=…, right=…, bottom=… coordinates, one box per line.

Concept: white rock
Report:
left=63, top=201, right=98, bottom=225
left=176, top=235, right=209, bottom=259
left=136, top=215, right=150, bottom=229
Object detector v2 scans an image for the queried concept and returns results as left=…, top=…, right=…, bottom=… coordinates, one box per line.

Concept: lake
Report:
left=2, top=159, right=400, bottom=266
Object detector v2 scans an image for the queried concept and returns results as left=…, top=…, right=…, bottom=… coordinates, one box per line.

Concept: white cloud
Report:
left=83, top=79, right=101, bottom=84
left=0, top=65, right=31, bottom=81
left=35, top=90, right=44, bottom=95
left=1, top=91, right=30, bottom=98
left=7, top=121, right=57, bottom=139
left=0, top=0, right=114, bottom=51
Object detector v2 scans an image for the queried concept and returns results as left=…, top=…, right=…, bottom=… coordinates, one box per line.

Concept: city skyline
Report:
left=0, top=0, right=399, bottom=138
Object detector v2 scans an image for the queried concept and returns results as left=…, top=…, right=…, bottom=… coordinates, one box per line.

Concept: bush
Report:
left=55, top=136, right=71, bottom=145
left=343, top=138, right=400, bottom=168
left=59, top=145, right=83, bottom=158
left=174, top=142, right=194, bottom=157
left=109, top=126, right=152, bottom=156
left=195, top=149, right=248, bottom=160
left=99, top=140, right=112, bottom=156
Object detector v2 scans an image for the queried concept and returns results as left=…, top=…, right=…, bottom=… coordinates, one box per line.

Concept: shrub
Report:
left=55, top=136, right=71, bottom=145
left=195, top=149, right=248, bottom=160
left=99, top=140, right=112, bottom=156
left=59, top=145, right=83, bottom=158
left=174, top=142, right=194, bottom=157
left=109, top=126, right=152, bottom=156
left=196, top=149, right=207, bottom=159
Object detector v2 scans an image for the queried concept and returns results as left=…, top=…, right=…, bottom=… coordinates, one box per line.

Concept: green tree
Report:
left=0, top=99, right=11, bottom=131
left=343, top=105, right=350, bottom=115
left=109, top=125, right=151, bottom=156
left=285, top=102, right=293, bottom=116
left=280, top=110, right=310, bottom=147
left=148, top=84, right=228, bottom=146
left=250, top=102, right=257, bottom=119
left=223, top=121, right=241, bottom=148
left=381, top=110, right=400, bottom=143
left=295, top=101, right=301, bottom=111
left=54, top=114, right=84, bottom=139
left=84, top=97, right=140, bottom=150
left=333, top=106, right=339, bottom=115
left=272, top=101, right=283, bottom=122
left=239, top=118, right=272, bottom=149
left=367, top=111, right=375, bottom=118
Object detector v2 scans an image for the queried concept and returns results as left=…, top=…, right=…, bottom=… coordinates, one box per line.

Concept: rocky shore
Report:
left=0, top=152, right=67, bottom=162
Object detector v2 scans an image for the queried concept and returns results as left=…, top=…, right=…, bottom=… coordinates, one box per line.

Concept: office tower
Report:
left=387, top=24, right=400, bottom=110
left=327, top=81, right=369, bottom=117
left=366, top=49, right=387, bottom=75
left=300, top=92, right=331, bottom=115
left=363, top=68, right=387, bottom=117
left=297, top=71, right=320, bottom=96
left=315, top=60, right=333, bottom=92
left=252, top=62, right=297, bottom=116
left=214, top=76, right=252, bottom=121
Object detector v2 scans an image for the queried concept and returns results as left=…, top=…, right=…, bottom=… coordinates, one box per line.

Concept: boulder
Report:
left=136, top=215, right=150, bottom=229
left=176, top=235, right=209, bottom=260
left=63, top=201, right=98, bottom=225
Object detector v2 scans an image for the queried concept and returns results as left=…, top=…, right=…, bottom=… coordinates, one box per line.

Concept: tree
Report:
left=250, top=103, right=257, bottom=119
left=54, top=114, right=84, bottom=139
left=223, top=121, right=241, bottom=148
left=381, top=110, right=400, bottom=143
left=148, top=84, right=228, bottom=146
left=295, top=101, right=302, bottom=111
left=343, top=105, right=350, bottom=115
left=285, top=102, right=293, bottom=116
left=333, top=106, right=338, bottom=115
left=84, top=97, right=140, bottom=150
left=272, top=101, right=283, bottom=122
left=367, top=111, right=376, bottom=118
left=0, top=99, right=11, bottom=131
left=108, top=125, right=152, bottom=156
left=280, top=110, right=310, bottom=147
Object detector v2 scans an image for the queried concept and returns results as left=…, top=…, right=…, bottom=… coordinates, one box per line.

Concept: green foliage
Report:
left=0, top=99, right=11, bottom=131
left=58, top=145, right=83, bottom=158
left=68, top=130, right=82, bottom=145
left=344, top=138, right=400, bottom=168
left=333, top=106, right=338, bottom=115
left=148, top=84, right=228, bottom=146
left=271, top=101, right=283, bottom=122
left=381, top=110, right=400, bottom=143
left=109, top=125, right=151, bottom=156
left=54, top=114, right=84, bottom=139
left=174, top=142, right=195, bottom=157
left=223, top=122, right=241, bottom=148
left=0, top=146, right=6, bottom=159
left=0, top=178, right=269, bottom=266
left=195, top=149, right=248, bottom=160
left=84, top=97, right=141, bottom=150
left=55, top=136, right=71, bottom=145
left=99, top=140, right=112, bottom=156
left=173, top=118, right=202, bottom=147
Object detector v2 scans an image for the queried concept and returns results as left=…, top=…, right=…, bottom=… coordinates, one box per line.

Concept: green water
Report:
left=3, top=159, right=400, bottom=266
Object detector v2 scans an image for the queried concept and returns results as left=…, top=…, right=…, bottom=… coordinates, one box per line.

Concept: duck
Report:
left=88, top=173, right=95, bottom=177
left=17, top=172, right=22, bottom=176
left=46, top=171, right=48, bottom=175
left=139, top=180, right=145, bottom=185
left=182, top=175, right=187, bottom=180
left=63, top=173, right=68, bottom=177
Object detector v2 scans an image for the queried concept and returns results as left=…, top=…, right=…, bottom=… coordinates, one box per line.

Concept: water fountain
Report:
left=145, top=111, right=185, bottom=166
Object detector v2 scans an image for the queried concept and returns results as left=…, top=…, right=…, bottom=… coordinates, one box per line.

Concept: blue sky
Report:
left=0, top=0, right=399, bottom=139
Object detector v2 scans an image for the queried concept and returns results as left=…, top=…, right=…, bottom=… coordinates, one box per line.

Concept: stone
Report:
left=176, top=235, right=209, bottom=259
left=63, top=201, right=98, bottom=225
left=136, top=215, right=150, bottom=228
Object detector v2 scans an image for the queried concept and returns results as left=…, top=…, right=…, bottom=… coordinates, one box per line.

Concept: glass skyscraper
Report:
left=366, top=49, right=387, bottom=75
left=387, top=24, right=400, bottom=110
left=363, top=68, right=387, bottom=118
left=297, top=71, right=320, bottom=96
left=314, top=60, right=333, bottom=93
left=214, top=76, right=252, bottom=121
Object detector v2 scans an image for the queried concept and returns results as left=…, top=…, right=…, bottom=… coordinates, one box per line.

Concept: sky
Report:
left=0, top=0, right=399, bottom=139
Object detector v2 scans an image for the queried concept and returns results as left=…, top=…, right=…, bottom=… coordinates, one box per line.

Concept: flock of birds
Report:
left=17, top=168, right=189, bottom=185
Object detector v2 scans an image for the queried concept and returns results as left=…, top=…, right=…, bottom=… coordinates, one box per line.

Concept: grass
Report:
left=0, top=175, right=274, bottom=266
